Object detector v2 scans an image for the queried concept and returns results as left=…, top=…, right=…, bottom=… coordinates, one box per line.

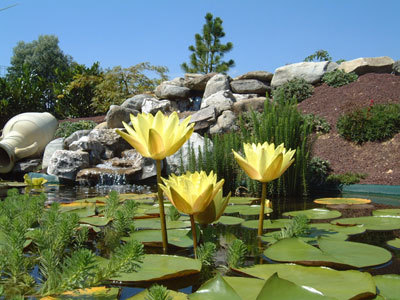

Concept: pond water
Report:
left=2, top=183, right=400, bottom=299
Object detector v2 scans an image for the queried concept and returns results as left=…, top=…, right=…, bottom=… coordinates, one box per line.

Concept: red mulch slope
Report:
left=298, top=73, right=400, bottom=185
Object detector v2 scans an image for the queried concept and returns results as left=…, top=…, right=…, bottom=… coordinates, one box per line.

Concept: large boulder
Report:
left=166, top=132, right=212, bottom=174
left=141, top=98, right=171, bottom=114
left=200, top=90, right=235, bottom=115
left=203, top=74, right=231, bottom=99
left=64, top=130, right=92, bottom=149
left=232, top=97, right=267, bottom=114
left=209, top=110, right=238, bottom=134
left=155, top=80, right=190, bottom=100
left=121, top=94, right=155, bottom=111
left=230, top=79, right=270, bottom=94
left=338, top=56, right=395, bottom=75
left=47, top=150, right=90, bottom=181
left=87, top=129, right=131, bottom=159
left=271, top=61, right=338, bottom=87
left=69, top=136, right=105, bottom=165
left=42, top=138, right=64, bottom=169
left=233, top=71, right=273, bottom=82
left=106, top=105, right=138, bottom=129
left=393, top=60, right=400, bottom=75
left=189, top=106, right=217, bottom=132
left=184, top=73, right=217, bottom=91
left=232, top=93, right=259, bottom=102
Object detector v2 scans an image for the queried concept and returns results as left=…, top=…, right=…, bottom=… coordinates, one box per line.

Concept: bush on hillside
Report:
left=55, top=120, right=97, bottom=138
left=302, top=114, right=331, bottom=134
left=322, top=69, right=358, bottom=87
left=272, top=78, right=314, bottom=103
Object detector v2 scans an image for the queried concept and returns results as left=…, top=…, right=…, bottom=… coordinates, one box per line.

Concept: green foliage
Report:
left=327, top=172, right=368, bottom=185
left=197, top=242, right=217, bottom=268
left=307, top=157, right=332, bottom=187
left=273, top=215, right=310, bottom=241
left=322, top=69, right=358, bottom=87
left=91, top=62, right=168, bottom=113
left=337, top=103, right=400, bottom=144
left=302, top=114, right=331, bottom=134
left=304, top=49, right=332, bottom=62
left=181, top=12, right=234, bottom=74
left=227, top=239, right=247, bottom=268
left=54, top=120, right=97, bottom=138
left=167, top=205, right=181, bottom=221
left=145, top=284, right=172, bottom=300
left=272, top=78, right=314, bottom=103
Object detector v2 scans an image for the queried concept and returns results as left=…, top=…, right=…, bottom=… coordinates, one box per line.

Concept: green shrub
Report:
left=272, top=77, right=314, bottom=103
left=54, top=120, right=97, bottom=138
left=322, top=69, right=358, bottom=87
left=302, top=114, right=331, bottom=134
left=307, top=157, right=332, bottom=187
left=327, top=172, right=367, bottom=185
left=337, top=103, right=400, bottom=144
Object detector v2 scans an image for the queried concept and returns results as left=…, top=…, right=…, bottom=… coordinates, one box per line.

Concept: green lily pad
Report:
left=224, top=205, right=273, bottom=215
left=283, top=208, right=341, bottom=220
left=144, top=203, right=173, bottom=215
left=387, top=238, right=400, bottom=249
left=60, top=203, right=96, bottom=218
left=134, top=218, right=191, bottom=230
left=333, top=216, right=400, bottom=231
left=311, top=223, right=366, bottom=235
left=373, top=209, right=400, bottom=217
left=102, top=254, right=201, bottom=283
left=241, top=219, right=291, bottom=230
left=122, top=229, right=193, bottom=248
left=234, top=263, right=376, bottom=300
left=79, top=216, right=111, bottom=227
left=314, top=197, right=371, bottom=205
left=223, top=277, right=266, bottom=300
left=229, top=197, right=259, bottom=205
left=373, top=274, right=400, bottom=300
left=264, top=237, right=392, bottom=269
left=189, top=273, right=241, bottom=300
left=0, top=181, right=27, bottom=188
left=214, top=215, right=244, bottom=225
left=128, top=289, right=187, bottom=300
left=40, top=286, right=119, bottom=299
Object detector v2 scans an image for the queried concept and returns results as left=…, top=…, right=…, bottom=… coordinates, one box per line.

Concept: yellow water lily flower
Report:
left=232, top=142, right=296, bottom=183
left=23, top=174, right=48, bottom=186
left=116, top=111, right=194, bottom=160
left=159, top=171, right=224, bottom=215
left=195, top=190, right=231, bottom=225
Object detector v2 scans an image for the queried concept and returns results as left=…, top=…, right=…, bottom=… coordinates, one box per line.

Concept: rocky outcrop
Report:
left=233, top=71, right=273, bottom=82
left=200, top=90, right=235, bottom=115
left=232, top=97, right=267, bottom=114
left=47, top=150, right=90, bottom=181
left=141, top=98, right=171, bottom=114
left=42, top=138, right=64, bottom=169
left=203, top=74, right=231, bottom=99
left=155, top=80, right=191, bottom=99
left=209, top=110, right=238, bottom=134
left=338, top=56, right=395, bottom=75
left=106, top=105, right=138, bottom=129
left=189, top=106, right=217, bottom=132
left=184, top=73, right=216, bottom=91
left=230, top=79, right=270, bottom=94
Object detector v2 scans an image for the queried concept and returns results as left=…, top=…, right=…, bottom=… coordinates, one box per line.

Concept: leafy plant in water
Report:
left=227, top=239, right=247, bottom=268
left=273, top=215, right=310, bottom=241
left=145, top=284, right=172, bottom=300
left=197, top=242, right=217, bottom=280
left=322, top=69, right=358, bottom=87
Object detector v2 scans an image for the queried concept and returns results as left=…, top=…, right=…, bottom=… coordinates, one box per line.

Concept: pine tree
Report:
left=181, top=13, right=234, bottom=74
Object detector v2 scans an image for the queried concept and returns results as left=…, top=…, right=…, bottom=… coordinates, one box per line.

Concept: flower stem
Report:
left=258, top=182, right=267, bottom=237
left=156, top=159, right=168, bottom=254
left=190, top=214, right=198, bottom=259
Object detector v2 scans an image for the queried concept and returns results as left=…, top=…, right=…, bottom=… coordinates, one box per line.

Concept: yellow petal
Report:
left=233, top=150, right=261, bottom=181
left=262, top=152, right=283, bottom=182
left=116, top=129, right=150, bottom=157
left=165, top=125, right=194, bottom=157
left=170, top=186, right=195, bottom=215
left=148, top=128, right=166, bottom=160
left=192, top=183, right=214, bottom=214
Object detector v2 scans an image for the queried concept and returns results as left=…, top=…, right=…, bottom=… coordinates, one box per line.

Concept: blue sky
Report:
left=1, top=0, right=399, bottom=78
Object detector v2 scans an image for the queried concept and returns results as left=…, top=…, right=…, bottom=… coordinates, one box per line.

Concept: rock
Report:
left=106, top=105, right=138, bottom=129
left=203, top=74, right=231, bottom=99
left=200, top=90, right=235, bottom=115
left=338, top=56, right=395, bottom=75
left=155, top=82, right=190, bottom=100
left=230, top=79, right=270, bottom=94
left=141, top=98, right=171, bottom=114
left=122, top=94, right=155, bottom=111
left=42, top=138, right=64, bottom=169
left=168, top=77, right=186, bottom=87
left=189, top=106, right=217, bottom=132
left=76, top=167, right=132, bottom=185
left=234, top=71, right=274, bottom=82
left=166, top=132, right=212, bottom=174
left=47, top=150, right=90, bottom=181
left=170, top=99, right=193, bottom=112
left=12, top=159, right=42, bottom=173
left=94, top=122, right=108, bottom=129
left=393, top=60, right=400, bottom=75
left=271, top=61, right=338, bottom=87
left=69, top=136, right=105, bottom=165
left=209, top=110, right=238, bottom=134
left=87, top=129, right=131, bottom=159
left=184, top=73, right=217, bottom=91
left=64, top=130, right=92, bottom=149
left=232, top=93, right=259, bottom=102
left=232, top=97, right=267, bottom=114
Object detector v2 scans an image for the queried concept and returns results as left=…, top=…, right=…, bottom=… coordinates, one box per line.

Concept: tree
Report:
left=181, top=12, right=234, bottom=74
left=304, top=50, right=332, bottom=62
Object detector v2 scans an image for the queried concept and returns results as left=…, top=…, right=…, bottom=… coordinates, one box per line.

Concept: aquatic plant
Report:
left=227, top=239, right=247, bottom=268
left=116, top=111, right=194, bottom=254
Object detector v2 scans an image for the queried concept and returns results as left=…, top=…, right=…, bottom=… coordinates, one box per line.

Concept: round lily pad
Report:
left=373, top=274, right=400, bottom=299
left=134, top=218, right=191, bottom=230
left=229, top=197, right=259, bottom=205
left=314, top=197, right=371, bottom=205
left=189, top=273, right=242, bottom=300
left=283, top=208, right=341, bottom=220
left=387, top=238, right=400, bottom=249
left=372, top=208, right=400, bottom=217
left=311, top=223, right=366, bottom=235
left=242, top=219, right=291, bottom=230
left=122, top=229, right=193, bottom=248
left=234, top=263, right=376, bottom=300
left=61, top=204, right=96, bottom=218
left=79, top=216, right=111, bottom=227
left=332, top=216, right=400, bottom=231
left=214, top=215, right=244, bottom=225
left=224, top=205, right=273, bottom=216
left=264, top=237, right=392, bottom=269
left=223, top=276, right=266, bottom=300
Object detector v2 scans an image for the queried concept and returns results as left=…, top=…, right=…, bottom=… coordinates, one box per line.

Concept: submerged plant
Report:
left=227, top=239, right=247, bottom=268
left=145, top=284, right=172, bottom=300
left=116, top=111, right=194, bottom=253
left=273, top=215, right=310, bottom=241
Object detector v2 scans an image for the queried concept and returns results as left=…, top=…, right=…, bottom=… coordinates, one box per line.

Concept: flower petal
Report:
left=233, top=150, right=261, bottom=181
left=262, top=152, right=283, bottom=182
left=116, top=129, right=150, bottom=157
left=170, top=186, right=195, bottom=215
left=148, top=128, right=165, bottom=160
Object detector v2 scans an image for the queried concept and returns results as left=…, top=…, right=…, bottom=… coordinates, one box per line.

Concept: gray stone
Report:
left=47, top=150, right=90, bottom=181
left=232, top=97, right=267, bottom=114
left=184, top=73, right=217, bottom=91
left=106, top=105, right=139, bottom=129
left=209, top=110, right=238, bottom=134
left=69, top=136, right=105, bottom=165
left=271, top=61, right=338, bottom=87
left=338, top=56, right=395, bottom=75
left=234, top=71, right=274, bottom=82
left=122, top=94, right=155, bottom=111
left=166, top=132, right=212, bottom=174
left=155, top=82, right=190, bottom=100
left=393, top=60, right=400, bottom=75
left=230, top=79, right=270, bottom=94
left=12, top=159, right=42, bottom=173
left=42, top=138, right=64, bottom=169
left=168, top=77, right=186, bottom=87
left=87, top=129, right=131, bottom=159
left=170, top=100, right=193, bottom=113
left=141, top=98, right=171, bottom=114
left=200, top=90, right=235, bottom=115
left=189, top=106, right=217, bottom=131
left=203, top=74, right=231, bottom=99
left=64, top=130, right=92, bottom=149
left=232, top=93, right=259, bottom=102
